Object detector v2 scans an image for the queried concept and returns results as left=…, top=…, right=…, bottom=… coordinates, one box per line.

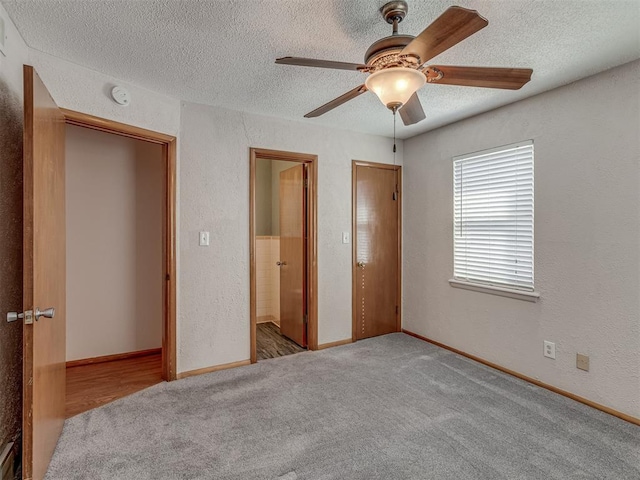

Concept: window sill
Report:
left=449, top=279, right=540, bottom=303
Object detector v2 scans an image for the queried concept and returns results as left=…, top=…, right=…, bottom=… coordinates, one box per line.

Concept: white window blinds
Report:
left=453, top=140, right=534, bottom=291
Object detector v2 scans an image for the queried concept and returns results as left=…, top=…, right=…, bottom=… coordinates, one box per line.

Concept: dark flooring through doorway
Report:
left=256, top=322, right=305, bottom=360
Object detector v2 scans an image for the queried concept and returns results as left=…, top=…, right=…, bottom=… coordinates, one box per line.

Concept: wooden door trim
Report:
left=351, top=161, right=402, bottom=341
left=249, top=148, right=318, bottom=363
left=352, top=159, right=401, bottom=170
left=62, top=109, right=178, bottom=381
left=61, top=109, right=175, bottom=144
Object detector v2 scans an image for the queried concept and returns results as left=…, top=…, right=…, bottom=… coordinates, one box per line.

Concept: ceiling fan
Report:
left=275, top=1, right=533, bottom=126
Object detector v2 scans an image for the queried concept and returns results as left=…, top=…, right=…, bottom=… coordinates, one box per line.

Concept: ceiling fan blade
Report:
left=426, top=66, right=533, bottom=90
left=304, top=85, right=368, bottom=118
left=276, top=57, right=367, bottom=71
left=399, top=93, right=426, bottom=126
left=400, top=6, right=488, bottom=65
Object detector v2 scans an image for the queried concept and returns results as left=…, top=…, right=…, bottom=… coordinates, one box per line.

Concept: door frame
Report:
left=351, top=160, right=402, bottom=341
left=62, top=109, right=178, bottom=381
left=249, top=148, right=318, bottom=363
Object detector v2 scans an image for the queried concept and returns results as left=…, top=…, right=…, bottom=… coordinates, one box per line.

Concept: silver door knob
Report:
left=7, top=309, right=35, bottom=324
left=35, top=307, right=55, bottom=320
left=7, top=307, right=55, bottom=323
left=276, top=261, right=287, bottom=266
left=357, top=261, right=365, bottom=268
left=7, top=312, right=23, bottom=322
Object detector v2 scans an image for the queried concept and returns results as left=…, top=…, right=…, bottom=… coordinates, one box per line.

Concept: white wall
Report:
left=403, top=60, right=640, bottom=418
left=255, top=236, right=280, bottom=323
left=271, top=160, right=296, bottom=236
left=0, top=3, right=28, bottom=97
left=255, top=159, right=298, bottom=236
left=255, top=159, right=272, bottom=236
left=66, top=125, right=163, bottom=361
left=29, top=49, right=180, bottom=136
left=179, top=102, right=402, bottom=372
left=135, top=140, right=165, bottom=354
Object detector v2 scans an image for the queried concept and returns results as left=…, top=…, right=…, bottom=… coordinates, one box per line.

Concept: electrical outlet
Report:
left=577, top=353, right=589, bottom=371
left=543, top=340, right=556, bottom=359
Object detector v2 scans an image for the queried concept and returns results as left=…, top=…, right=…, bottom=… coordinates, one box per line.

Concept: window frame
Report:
left=449, top=140, right=539, bottom=302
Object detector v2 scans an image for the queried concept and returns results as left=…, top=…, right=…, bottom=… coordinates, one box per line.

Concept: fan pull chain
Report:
left=393, top=110, right=397, bottom=158
left=393, top=111, right=398, bottom=201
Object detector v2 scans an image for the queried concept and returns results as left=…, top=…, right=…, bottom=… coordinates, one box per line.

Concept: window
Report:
left=453, top=140, right=534, bottom=292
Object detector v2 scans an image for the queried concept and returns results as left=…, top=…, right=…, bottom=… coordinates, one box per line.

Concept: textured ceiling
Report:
left=3, top=0, right=639, bottom=139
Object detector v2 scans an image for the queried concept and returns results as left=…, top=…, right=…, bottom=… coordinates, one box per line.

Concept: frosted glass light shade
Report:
left=365, top=67, right=426, bottom=109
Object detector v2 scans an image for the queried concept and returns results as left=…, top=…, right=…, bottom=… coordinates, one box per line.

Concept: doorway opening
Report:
left=352, top=160, right=402, bottom=341
left=250, top=148, right=318, bottom=363
left=62, top=110, right=177, bottom=417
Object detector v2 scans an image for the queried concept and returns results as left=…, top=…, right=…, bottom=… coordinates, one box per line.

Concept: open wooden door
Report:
left=278, top=164, right=307, bottom=347
left=22, top=65, right=66, bottom=480
left=353, top=162, right=401, bottom=340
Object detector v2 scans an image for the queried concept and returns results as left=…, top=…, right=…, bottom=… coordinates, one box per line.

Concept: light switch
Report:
left=342, top=232, right=350, bottom=244
left=199, top=231, right=210, bottom=246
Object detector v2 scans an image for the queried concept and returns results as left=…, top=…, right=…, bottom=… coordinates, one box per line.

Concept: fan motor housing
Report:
left=364, top=34, right=416, bottom=70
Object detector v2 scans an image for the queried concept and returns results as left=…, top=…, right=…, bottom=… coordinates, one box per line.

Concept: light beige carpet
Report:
left=46, top=333, right=639, bottom=479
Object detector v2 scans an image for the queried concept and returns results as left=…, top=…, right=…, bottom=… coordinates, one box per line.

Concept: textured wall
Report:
left=0, top=2, right=28, bottom=460
left=179, top=102, right=402, bottom=373
left=66, top=125, right=163, bottom=361
left=403, top=60, right=640, bottom=417
left=0, top=75, right=24, bottom=461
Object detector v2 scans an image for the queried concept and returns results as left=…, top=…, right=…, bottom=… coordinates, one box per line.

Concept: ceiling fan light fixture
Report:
left=365, top=67, right=425, bottom=111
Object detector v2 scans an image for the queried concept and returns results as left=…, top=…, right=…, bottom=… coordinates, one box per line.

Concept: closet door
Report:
left=353, top=162, right=401, bottom=340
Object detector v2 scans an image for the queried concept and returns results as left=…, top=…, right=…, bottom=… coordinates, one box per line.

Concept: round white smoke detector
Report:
left=111, top=86, right=131, bottom=106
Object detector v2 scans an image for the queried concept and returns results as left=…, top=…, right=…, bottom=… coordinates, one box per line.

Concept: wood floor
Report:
left=65, top=353, right=163, bottom=418
left=256, top=322, right=305, bottom=360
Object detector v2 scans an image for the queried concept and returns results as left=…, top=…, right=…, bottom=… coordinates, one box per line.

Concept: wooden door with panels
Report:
left=278, top=164, right=307, bottom=347
left=21, top=65, right=67, bottom=480
left=352, top=161, right=401, bottom=340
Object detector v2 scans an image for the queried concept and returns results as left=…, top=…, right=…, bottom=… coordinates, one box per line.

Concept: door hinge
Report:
left=166, top=273, right=170, bottom=281
left=395, top=305, right=399, bottom=314
left=304, top=179, right=309, bottom=188
left=303, top=314, right=308, bottom=324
